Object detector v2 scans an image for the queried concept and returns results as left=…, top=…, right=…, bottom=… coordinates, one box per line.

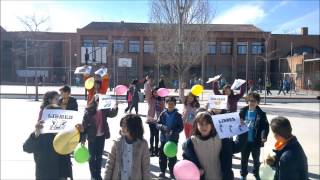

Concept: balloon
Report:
left=53, top=128, right=80, bottom=155
left=85, top=77, right=94, bottom=90
left=173, top=160, right=200, bottom=180
left=157, top=88, right=169, bottom=97
left=163, top=141, right=177, bottom=158
left=115, top=85, right=128, bottom=95
left=191, top=84, right=204, bottom=96
left=74, top=144, right=90, bottom=163
left=259, top=164, right=275, bottom=180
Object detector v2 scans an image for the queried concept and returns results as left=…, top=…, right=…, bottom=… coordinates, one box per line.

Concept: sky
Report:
left=1, top=0, right=319, bottom=34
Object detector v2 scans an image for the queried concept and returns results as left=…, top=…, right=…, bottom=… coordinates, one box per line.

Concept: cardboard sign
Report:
left=40, top=109, right=81, bottom=134
left=95, top=67, right=108, bottom=77
left=211, top=112, right=248, bottom=139
left=231, top=79, right=246, bottom=90
left=208, top=95, right=228, bottom=109
left=74, top=66, right=92, bottom=75
left=206, top=74, right=222, bottom=83
left=97, top=94, right=116, bottom=110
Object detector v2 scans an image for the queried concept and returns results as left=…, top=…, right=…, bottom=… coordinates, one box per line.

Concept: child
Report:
left=182, top=111, right=247, bottom=180
left=212, top=77, right=245, bottom=112
left=146, top=87, right=164, bottom=156
left=23, top=91, right=73, bottom=180
left=81, top=96, right=118, bottom=180
left=104, top=114, right=151, bottom=180
left=239, top=92, right=269, bottom=180
left=266, top=116, right=308, bottom=180
left=156, top=97, right=183, bottom=178
left=182, top=92, right=200, bottom=138
left=59, top=85, right=78, bottom=111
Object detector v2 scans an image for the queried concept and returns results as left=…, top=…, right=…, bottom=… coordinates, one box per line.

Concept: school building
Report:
left=1, top=22, right=319, bottom=89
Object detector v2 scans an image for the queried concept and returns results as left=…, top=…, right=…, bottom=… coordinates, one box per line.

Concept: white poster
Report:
left=98, top=94, right=116, bottom=110
left=211, top=112, right=248, bottom=139
left=231, top=79, right=246, bottom=90
left=95, top=67, right=108, bottom=77
left=40, top=109, right=81, bottom=134
left=206, top=74, right=222, bottom=83
left=74, top=66, right=92, bottom=74
left=208, top=95, right=228, bottom=109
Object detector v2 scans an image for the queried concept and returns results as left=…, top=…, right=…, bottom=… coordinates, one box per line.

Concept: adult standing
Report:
left=257, top=78, right=263, bottom=93
left=59, top=85, right=78, bottom=111
left=158, top=78, right=166, bottom=88
left=129, top=79, right=140, bottom=114
left=277, top=79, right=286, bottom=95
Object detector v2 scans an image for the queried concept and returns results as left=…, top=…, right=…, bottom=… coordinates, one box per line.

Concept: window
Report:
left=221, top=42, right=232, bottom=54
left=97, top=40, right=108, bottom=47
left=252, top=42, right=264, bottom=55
left=144, top=41, right=154, bottom=53
left=237, top=42, right=248, bottom=55
left=83, top=40, right=93, bottom=47
left=129, top=41, right=140, bottom=53
left=113, top=40, right=124, bottom=53
left=208, top=42, right=216, bottom=54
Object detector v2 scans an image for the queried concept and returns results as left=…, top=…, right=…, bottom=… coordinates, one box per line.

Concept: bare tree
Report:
left=149, top=0, right=213, bottom=101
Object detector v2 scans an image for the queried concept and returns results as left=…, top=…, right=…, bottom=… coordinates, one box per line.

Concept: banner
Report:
left=231, top=79, right=246, bottom=90
left=97, top=94, right=116, bottom=110
left=208, top=95, right=228, bottom=109
left=40, top=109, right=81, bottom=134
left=95, top=67, right=108, bottom=77
left=211, top=112, right=248, bottom=139
left=74, top=66, right=92, bottom=74
left=206, top=74, right=221, bottom=83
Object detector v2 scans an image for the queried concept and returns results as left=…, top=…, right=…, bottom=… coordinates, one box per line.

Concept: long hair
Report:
left=120, top=114, right=144, bottom=141
left=41, top=91, right=59, bottom=109
left=192, top=112, right=217, bottom=137
left=222, top=84, right=234, bottom=96
left=183, top=92, right=200, bottom=108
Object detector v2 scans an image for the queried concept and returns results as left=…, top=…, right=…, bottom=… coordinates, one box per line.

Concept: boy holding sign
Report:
left=239, top=93, right=269, bottom=180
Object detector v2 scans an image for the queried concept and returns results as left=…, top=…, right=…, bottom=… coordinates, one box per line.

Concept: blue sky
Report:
left=1, top=0, right=319, bottom=34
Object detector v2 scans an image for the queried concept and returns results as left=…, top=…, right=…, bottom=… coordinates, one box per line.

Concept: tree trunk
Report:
left=178, top=71, right=184, bottom=103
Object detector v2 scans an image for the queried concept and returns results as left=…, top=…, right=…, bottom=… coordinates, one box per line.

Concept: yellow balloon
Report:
left=53, top=129, right=80, bottom=155
left=191, top=84, right=204, bottom=96
left=85, top=77, right=94, bottom=90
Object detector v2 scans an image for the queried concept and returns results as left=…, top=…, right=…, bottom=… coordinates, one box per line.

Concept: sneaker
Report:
left=159, top=172, right=166, bottom=178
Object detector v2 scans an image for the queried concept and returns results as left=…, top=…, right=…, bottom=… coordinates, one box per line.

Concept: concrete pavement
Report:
left=1, top=98, right=319, bottom=180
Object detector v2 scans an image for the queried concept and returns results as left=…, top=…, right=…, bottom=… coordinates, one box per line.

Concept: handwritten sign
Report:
left=40, top=109, right=81, bottom=134
left=97, top=94, right=116, bottom=110
left=95, top=67, right=108, bottom=77
left=211, top=112, right=248, bottom=139
left=74, top=66, right=92, bottom=75
left=231, top=79, right=246, bottom=90
left=208, top=95, right=228, bottom=109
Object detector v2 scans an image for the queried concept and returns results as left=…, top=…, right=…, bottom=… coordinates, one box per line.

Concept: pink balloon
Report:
left=157, top=88, right=169, bottom=97
left=115, top=85, right=128, bottom=95
left=173, top=160, right=200, bottom=180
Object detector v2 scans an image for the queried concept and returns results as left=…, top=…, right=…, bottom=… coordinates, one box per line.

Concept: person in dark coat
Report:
left=158, top=78, right=166, bottom=88
left=239, top=93, right=269, bottom=180
left=182, top=110, right=247, bottom=180
left=128, top=79, right=140, bottom=114
left=59, top=85, right=78, bottom=111
left=277, top=79, right=286, bottom=95
left=81, top=96, right=118, bottom=180
left=266, top=116, right=308, bottom=180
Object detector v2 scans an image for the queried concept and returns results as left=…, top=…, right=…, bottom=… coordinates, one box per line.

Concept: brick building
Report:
left=1, top=22, right=319, bottom=89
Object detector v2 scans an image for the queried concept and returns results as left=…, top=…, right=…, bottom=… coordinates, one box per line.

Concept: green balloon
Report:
left=74, top=145, right=90, bottom=163
left=164, top=141, right=177, bottom=158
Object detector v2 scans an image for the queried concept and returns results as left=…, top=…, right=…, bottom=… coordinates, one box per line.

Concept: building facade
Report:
left=1, top=22, right=319, bottom=89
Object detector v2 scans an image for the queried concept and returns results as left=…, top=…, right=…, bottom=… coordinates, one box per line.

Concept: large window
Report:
left=97, top=40, right=108, bottom=47
left=113, top=40, right=124, bottom=53
left=144, top=41, right=154, bottom=53
left=129, top=40, right=140, bottom=53
left=83, top=40, right=93, bottom=47
left=252, top=42, right=264, bottom=55
left=221, top=42, right=232, bottom=55
left=208, top=42, right=216, bottom=54
left=237, top=42, right=248, bottom=55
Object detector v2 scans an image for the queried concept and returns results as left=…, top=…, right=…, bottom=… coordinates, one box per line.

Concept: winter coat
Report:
left=130, top=85, right=140, bottom=104
left=104, top=137, right=151, bottom=180
left=156, top=108, right=183, bottom=143
left=144, top=81, right=152, bottom=103
left=239, top=106, right=269, bottom=147
left=182, top=132, right=248, bottom=180
left=213, top=81, right=245, bottom=112
left=271, top=136, right=308, bottom=180
left=23, top=133, right=73, bottom=180
left=82, top=108, right=118, bottom=142
left=58, top=96, right=78, bottom=111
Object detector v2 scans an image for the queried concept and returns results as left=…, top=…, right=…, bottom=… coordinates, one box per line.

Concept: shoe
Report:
left=170, top=172, right=175, bottom=179
left=159, top=172, right=166, bottom=178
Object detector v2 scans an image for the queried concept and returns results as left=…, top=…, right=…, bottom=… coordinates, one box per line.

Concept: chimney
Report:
left=301, top=27, right=308, bottom=36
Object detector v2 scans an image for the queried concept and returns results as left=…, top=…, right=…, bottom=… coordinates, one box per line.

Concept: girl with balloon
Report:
left=104, top=114, right=151, bottom=180
left=182, top=92, right=200, bottom=138
left=182, top=111, right=247, bottom=180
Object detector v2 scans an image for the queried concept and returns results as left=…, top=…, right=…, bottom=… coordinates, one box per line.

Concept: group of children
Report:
left=23, top=75, right=308, bottom=180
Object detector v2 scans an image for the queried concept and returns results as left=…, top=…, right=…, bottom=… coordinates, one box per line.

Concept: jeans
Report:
left=88, top=135, right=105, bottom=180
